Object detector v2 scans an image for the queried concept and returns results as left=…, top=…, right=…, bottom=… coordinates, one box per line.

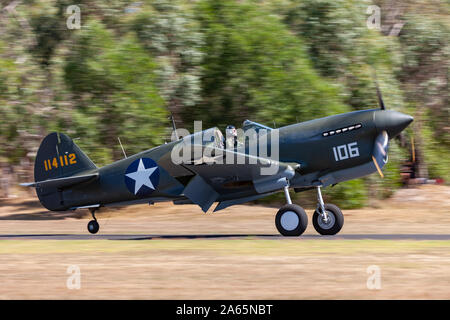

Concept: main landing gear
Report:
left=275, top=186, right=344, bottom=236
left=87, top=208, right=100, bottom=234
left=275, top=186, right=308, bottom=236
left=312, top=186, right=344, bottom=235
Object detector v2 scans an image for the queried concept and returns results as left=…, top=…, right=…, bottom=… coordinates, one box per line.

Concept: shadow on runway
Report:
left=0, top=234, right=449, bottom=240
left=0, top=212, right=86, bottom=220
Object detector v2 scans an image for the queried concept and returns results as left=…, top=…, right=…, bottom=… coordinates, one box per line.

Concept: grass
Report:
left=1, top=239, right=449, bottom=255
left=1, top=239, right=449, bottom=299
left=1, top=187, right=449, bottom=299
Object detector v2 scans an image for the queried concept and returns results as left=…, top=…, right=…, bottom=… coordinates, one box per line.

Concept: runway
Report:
left=0, top=233, right=449, bottom=240
left=1, top=203, right=449, bottom=299
left=2, top=188, right=450, bottom=299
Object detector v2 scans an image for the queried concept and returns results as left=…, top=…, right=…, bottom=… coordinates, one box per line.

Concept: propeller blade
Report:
left=372, top=156, right=384, bottom=178
left=372, top=70, right=386, bottom=110
left=372, top=131, right=389, bottom=178
left=375, top=80, right=386, bottom=110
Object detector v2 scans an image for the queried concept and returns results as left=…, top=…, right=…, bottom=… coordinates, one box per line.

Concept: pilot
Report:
left=225, top=125, right=238, bottom=149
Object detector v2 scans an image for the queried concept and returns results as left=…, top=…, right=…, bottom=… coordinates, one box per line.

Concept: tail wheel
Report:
left=87, top=220, right=99, bottom=234
left=275, top=204, right=308, bottom=236
left=312, top=203, right=344, bottom=235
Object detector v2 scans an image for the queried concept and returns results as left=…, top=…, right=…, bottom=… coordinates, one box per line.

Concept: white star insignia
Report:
left=126, top=159, right=158, bottom=195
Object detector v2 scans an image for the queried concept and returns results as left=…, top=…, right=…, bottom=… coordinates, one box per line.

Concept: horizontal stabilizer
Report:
left=21, top=173, right=98, bottom=189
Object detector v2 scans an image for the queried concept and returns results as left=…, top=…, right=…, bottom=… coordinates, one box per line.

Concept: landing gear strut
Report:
left=87, top=208, right=100, bottom=234
left=275, top=186, right=308, bottom=236
left=312, top=186, right=344, bottom=235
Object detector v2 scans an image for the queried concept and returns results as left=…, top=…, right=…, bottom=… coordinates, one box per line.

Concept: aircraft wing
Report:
left=159, top=145, right=295, bottom=212
left=20, top=172, right=98, bottom=189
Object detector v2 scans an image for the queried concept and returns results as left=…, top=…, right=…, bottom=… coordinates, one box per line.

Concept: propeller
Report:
left=370, top=71, right=414, bottom=178
left=372, top=130, right=389, bottom=178
left=372, top=71, right=386, bottom=110
left=375, top=81, right=386, bottom=110
left=371, top=70, right=388, bottom=177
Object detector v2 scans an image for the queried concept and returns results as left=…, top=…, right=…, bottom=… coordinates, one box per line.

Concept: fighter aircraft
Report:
left=21, top=88, right=413, bottom=236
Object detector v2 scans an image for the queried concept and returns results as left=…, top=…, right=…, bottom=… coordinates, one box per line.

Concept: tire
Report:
left=312, top=203, right=344, bottom=235
left=87, top=220, right=100, bottom=234
left=275, top=204, right=308, bottom=236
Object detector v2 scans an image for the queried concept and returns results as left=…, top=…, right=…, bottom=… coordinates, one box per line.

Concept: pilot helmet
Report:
left=226, top=125, right=237, bottom=137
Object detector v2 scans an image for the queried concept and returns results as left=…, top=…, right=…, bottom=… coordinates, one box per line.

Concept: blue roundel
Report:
left=125, top=158, right=160, bottom=197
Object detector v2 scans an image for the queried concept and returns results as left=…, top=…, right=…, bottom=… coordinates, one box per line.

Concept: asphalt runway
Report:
left=0, top=233, right=449, bottom=240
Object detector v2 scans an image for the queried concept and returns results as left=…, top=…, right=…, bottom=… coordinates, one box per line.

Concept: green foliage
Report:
left=365, top=140, right=405, bottom=199
left=399, top=13, right=450, bottom=147
left=399, top=13, right=449, bottom=72
left=64, top=21, right=167, bottom=163
left=282, top=0, right=368, bottom=77
left=129, top=0, right=204, bottom=119
left=278, top=0, right=405, bottom=113
left=324, top=179, right=368, bottom=209
left=0, top=0, right=448, bottom=204
left=0, top=24, right=50, bottom=165
left=422, top=119, right=450, bottom=183
left=185, top=0, right=348, bottom=130
left=29, top=3, right=65, bottom=67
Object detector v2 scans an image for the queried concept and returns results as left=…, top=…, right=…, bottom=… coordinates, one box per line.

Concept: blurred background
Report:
left=0, top=0, right=448, bottom=208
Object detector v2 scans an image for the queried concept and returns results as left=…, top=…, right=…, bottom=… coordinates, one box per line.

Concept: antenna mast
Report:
left=118, top=137, right=127, bottom=159
left=170, top=113, right=178, bottom=140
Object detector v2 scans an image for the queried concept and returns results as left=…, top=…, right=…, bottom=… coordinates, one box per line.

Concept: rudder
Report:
left=35, top=132, right=97, bottom=182
left=34, top=133, right=97, bottom=211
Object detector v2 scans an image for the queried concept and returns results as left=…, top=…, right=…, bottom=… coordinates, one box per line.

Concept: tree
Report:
left=130, top=0, right=204, bottom=128
left=0, top=3, right=51, bottom=185
left=64, top=21, right=167, bottom=164
left=397, top=12, right=450, bottom=180
left=188, top=0, right=349, bottom=131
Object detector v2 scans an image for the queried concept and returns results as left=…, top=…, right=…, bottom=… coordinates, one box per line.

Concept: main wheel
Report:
left=87, top=220, right=100, bottom=234
left=275, top=204, right=308, bottom=236
left=312, top=203, right=344, bottom=235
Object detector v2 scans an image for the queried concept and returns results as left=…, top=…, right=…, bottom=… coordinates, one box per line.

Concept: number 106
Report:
left=333, top=142, right=359, bottom=161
